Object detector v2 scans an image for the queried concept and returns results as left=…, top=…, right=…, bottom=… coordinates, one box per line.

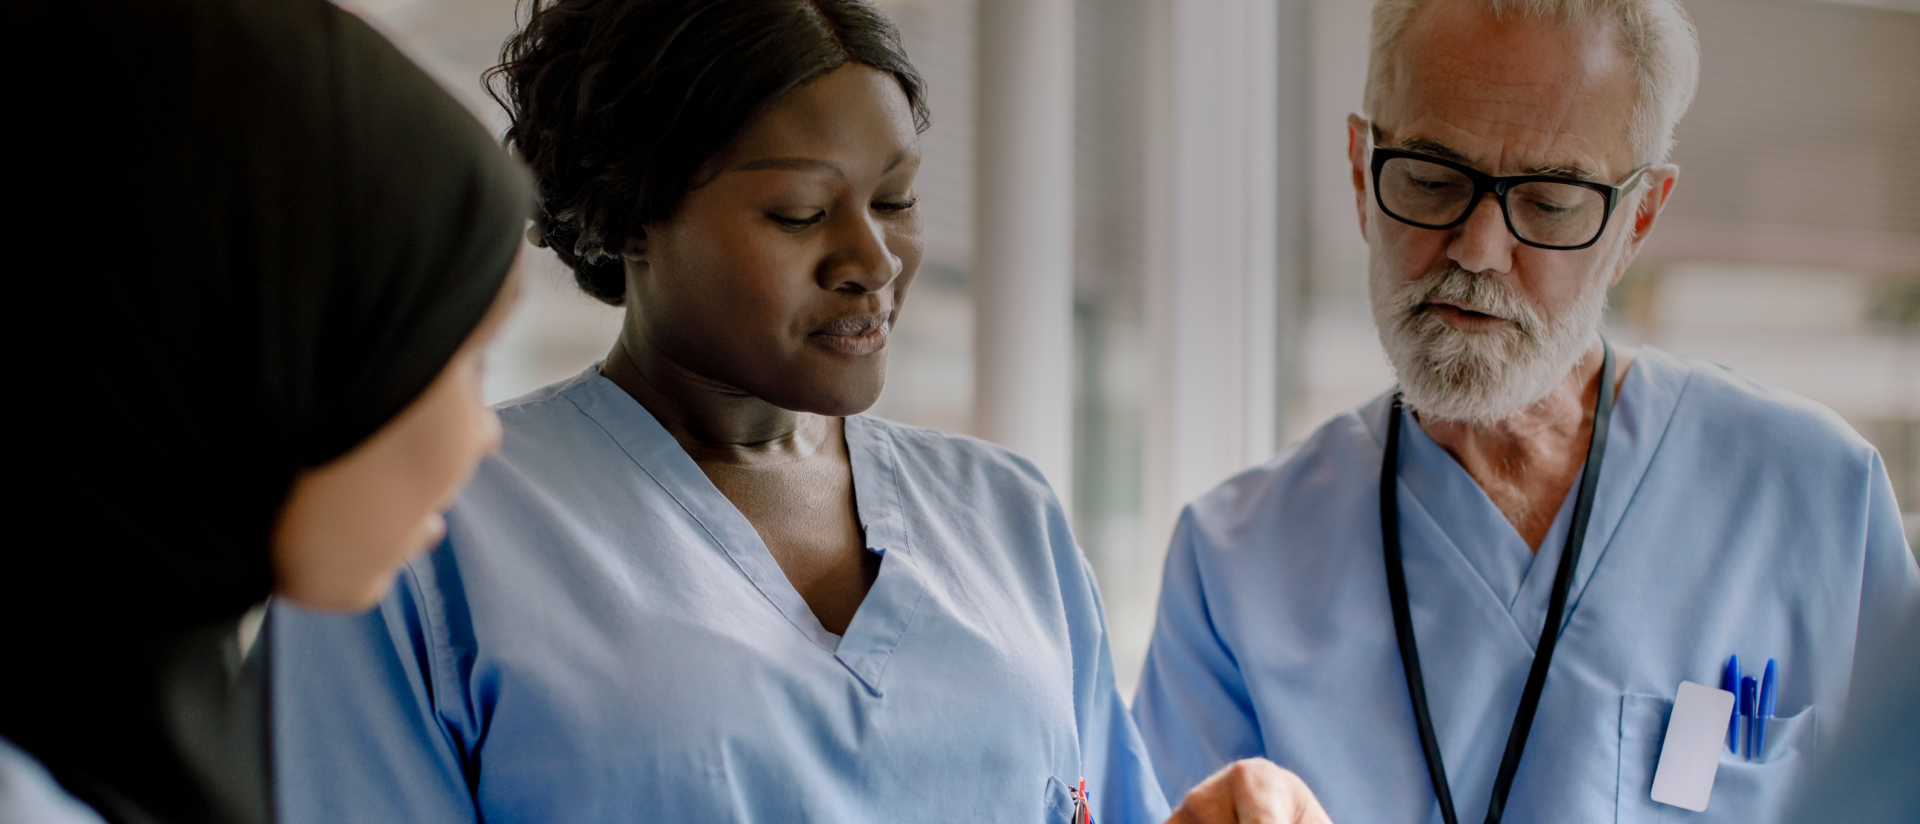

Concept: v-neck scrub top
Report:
left=272, top=367, right=1169, bottom=824
left=1131, top=347, right=1920, bottom=824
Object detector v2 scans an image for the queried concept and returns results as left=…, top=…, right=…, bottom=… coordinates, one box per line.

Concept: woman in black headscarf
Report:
left=0, top=0, right=532, bottom=822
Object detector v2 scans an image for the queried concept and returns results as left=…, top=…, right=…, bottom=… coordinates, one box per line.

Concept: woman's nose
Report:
left=821, top=209, right=903, bottom=293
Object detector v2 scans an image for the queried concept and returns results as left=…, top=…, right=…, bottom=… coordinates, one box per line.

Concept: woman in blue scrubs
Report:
left=1, top=0, right=531, bottom=821
left=271, top=1, right=1328, bottom=823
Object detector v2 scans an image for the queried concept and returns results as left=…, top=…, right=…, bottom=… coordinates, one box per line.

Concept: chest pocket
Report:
left=1616, top=693, right=1816, bottom=823
left=1044, top=775, right=1077, bottom=824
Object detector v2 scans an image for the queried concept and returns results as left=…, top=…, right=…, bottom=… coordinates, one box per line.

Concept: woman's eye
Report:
left=769, top=211, right=826, bottom=230
left=872, top=197, right=918, bottom=214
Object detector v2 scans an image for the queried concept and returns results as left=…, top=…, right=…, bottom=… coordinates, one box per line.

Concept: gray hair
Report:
left=1362, top=0, right=1700, bottom=165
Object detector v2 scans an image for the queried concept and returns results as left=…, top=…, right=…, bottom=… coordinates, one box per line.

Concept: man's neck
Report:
left=1415, top=341, right=1632, bottom=551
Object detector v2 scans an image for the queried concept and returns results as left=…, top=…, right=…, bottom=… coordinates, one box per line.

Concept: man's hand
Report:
left=1164, top=759, right=1333, bottom=824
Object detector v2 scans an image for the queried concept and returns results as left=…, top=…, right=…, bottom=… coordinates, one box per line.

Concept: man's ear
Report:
left=1610, top=164, right=1678, bottom=287
left=1347, top=113, right=1371, bottom=238
left=1632, top=167, right=1678, bottom=240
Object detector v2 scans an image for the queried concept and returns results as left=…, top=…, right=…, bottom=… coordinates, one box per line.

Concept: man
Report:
left=1131, top=1, right=1920, bottom=822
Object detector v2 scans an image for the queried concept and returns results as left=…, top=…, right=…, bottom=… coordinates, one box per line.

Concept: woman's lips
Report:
left=809, top=314, right=890, bottom=356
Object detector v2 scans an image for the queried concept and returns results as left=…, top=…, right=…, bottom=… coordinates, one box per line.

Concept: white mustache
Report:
left=1401, top=267, right=1542, bottom=339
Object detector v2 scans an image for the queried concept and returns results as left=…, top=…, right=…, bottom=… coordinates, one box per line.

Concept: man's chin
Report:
left=1386, top=332, right=1544, bottom=426
left=1391, top=333, right=1599, bottom=427
left=1398, top=371, right=1527, bottom=427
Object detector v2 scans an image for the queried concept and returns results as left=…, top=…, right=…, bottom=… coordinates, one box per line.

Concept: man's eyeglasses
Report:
left=1368, top=138, right=1647, bottom=251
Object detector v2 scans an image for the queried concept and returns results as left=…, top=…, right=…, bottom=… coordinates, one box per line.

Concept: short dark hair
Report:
left=490, top=0, right=930, bottom=305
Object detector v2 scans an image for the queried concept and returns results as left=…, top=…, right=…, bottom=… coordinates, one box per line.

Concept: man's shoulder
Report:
left=1642, top=346, right=1875, bottom=467
left=1182, top=395, right=1389, bottom=551
left=1178, top=348, right=1884, bottom=547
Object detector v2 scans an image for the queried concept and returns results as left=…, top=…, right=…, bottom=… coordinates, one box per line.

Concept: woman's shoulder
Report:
left=850, top=415, right=1058, bottom=504
left=483, top=367, right=668, bottom=476
left=449, top=369, right=671, bottom=538
left=492, top=367, right=605, bottom=428
left=848, top=417, right=1087, bottom=609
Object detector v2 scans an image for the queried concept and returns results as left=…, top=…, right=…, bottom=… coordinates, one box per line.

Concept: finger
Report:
left=1168, top=758, right=1337, bottom=824
left=1221, top=759, right=1338, bottom=824
left=1166, top=763, right=1242, bottom=824
left=1223, top=761, right=1287, bottom=824
left=1278, top=770, right=1333, bottom=824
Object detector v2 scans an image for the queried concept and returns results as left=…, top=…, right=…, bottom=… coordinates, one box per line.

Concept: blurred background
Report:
left=342, top=0, right=1919, bottom=696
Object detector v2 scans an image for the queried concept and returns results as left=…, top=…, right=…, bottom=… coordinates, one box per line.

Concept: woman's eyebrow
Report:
left=734, top=157, right=845, bottom=176
left=732, top=149, right=915, bottom=176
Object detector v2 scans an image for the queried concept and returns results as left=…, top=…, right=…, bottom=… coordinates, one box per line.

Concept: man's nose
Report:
left=822, top=210, right=902, bottom=294
left=1447, top=192, right=1516, bottom=275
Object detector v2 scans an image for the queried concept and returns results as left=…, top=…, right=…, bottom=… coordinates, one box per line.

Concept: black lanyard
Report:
left=1379, top=341, right=1614, bottom=824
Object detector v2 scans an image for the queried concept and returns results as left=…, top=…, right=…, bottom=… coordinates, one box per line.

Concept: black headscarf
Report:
left=0, top=0, right=531, bottom=821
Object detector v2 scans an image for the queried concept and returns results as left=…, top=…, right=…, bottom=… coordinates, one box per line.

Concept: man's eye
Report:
left=770, top=211, right=826, bottom=230
left=1520, top=194, right=1581, bottom=215
left=872, top=197, right=918, bottom=214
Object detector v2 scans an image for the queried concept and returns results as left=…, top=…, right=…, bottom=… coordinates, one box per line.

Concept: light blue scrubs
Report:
left=273, top=367, right=1167, bottom=824
left=0, top=739, right=108, bottom=824
left=1133, top=346, right=1919, bottom=824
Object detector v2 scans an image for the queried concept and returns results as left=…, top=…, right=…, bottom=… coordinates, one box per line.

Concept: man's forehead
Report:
left=1376, top=0, right=1638, bottom=178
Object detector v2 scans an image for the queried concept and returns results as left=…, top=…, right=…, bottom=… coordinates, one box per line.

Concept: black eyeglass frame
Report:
left=1368, top=145, right=1648, bottom=251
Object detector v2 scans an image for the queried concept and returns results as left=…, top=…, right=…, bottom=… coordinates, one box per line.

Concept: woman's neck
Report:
left=600, top=333, right=833, bottom=466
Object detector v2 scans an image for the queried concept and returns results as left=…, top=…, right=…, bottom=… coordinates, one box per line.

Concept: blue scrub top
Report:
left=0, top=738, right=109, bottom=824
left=1133, top=346, right=1919, bottom=824
left=273, top=367, right=1168, bottom=824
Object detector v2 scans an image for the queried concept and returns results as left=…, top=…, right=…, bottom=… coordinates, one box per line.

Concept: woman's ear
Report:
left=620, top=232, right=648, bottom=262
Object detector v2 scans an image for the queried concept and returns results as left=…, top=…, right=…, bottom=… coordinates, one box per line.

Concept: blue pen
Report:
left=1722, top=656, right=1741, bottom=753
left=1752, top=659, right=1778, bottom=760
left=1740, top=676, right=1758, bottom=760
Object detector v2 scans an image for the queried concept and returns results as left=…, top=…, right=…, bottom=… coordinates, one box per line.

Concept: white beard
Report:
left=1371, top=264, right=1609, bottom=426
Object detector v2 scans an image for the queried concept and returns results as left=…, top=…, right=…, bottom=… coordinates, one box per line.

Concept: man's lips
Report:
left=1422, top=299, right=1509, bottom=325
left=809, top=314, right=891, bottom=356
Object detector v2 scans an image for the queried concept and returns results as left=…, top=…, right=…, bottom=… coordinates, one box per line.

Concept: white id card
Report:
left=1650, top=681, right=1737, bottom=812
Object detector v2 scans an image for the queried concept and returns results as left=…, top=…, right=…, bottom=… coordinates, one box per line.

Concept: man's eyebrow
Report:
left=1520, top=163, right=1600, bottom=182
left=1393, top=136, right=1473, bottom=165
left=1392, top=135, right=1602, bottom=181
